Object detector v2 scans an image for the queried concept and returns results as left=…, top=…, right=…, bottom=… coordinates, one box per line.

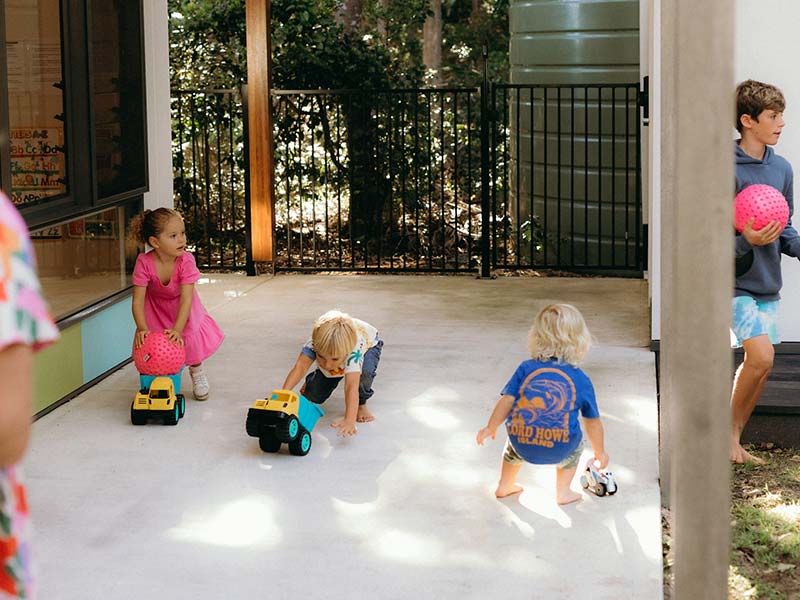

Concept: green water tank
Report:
left=506, top=0, right=641, bottom=269
left=510, top=0, right=639, bottom=84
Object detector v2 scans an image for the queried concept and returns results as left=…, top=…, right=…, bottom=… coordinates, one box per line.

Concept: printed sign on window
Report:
left=10, top=128, right=65, bottom=205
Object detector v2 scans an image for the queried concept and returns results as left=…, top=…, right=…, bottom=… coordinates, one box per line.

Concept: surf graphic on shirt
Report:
left=508, top=367, right=576, bottom=449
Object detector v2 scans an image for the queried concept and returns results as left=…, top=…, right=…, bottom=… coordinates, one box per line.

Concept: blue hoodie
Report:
left=735, top=142, right=800, bottom=300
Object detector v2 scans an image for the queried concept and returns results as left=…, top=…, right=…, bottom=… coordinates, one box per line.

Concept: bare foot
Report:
left=557, top=489, right=582, bottom=505
left=730, top=443, right=764, bottom=464
left=356, top=405, right=375, bottom=423
left=495, top=484, right=524, bottom=499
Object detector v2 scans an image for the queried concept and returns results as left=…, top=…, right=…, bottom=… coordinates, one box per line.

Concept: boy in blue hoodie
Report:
left=732, top=79, right=800, bottom=463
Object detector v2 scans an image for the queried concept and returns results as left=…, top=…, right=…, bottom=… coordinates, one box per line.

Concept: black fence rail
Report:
left=171, top=88, right=253, bottom=272
left=490, top=83, right=642, bottom=272
left=272, top=88, right=481, bottom=272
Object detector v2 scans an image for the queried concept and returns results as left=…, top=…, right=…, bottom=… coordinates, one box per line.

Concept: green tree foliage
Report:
left=271, top=0, right=396, bottom=89
left=168, top=0, right=509, bottom=89
left=442, top=0, right=510, bottom=85
left=169, top=0, right=247, bottom=88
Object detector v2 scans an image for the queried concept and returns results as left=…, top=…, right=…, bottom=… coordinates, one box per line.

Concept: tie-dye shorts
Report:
left=730, top=296, right=780, bottom=348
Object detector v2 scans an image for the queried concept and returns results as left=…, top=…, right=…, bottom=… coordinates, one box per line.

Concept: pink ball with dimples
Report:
left=734, top=184, right=789, bottom=233
left=133, top=332, right=185, bottom=375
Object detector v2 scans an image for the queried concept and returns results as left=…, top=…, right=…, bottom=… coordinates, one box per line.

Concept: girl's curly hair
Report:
left=127, top=207, right=182, bottom=246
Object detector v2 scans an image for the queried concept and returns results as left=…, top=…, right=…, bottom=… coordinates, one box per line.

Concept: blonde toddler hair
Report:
left=312, top=310, right=357, bottom=358
left=528, top=303, right=591, bottom=366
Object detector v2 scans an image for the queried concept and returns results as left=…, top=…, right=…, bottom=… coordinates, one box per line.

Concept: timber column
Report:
left=246, top=0, right=274, bottom=263
left=662, top=0, right=733, bottom=598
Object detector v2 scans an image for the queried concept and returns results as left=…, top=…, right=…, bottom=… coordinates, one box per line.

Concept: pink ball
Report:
left=133, top=332, right=185, bottom=375
left=734, top=184, right=789, bottom=233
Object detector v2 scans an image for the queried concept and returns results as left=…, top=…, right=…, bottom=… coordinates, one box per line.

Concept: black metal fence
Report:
left=272, top=88, right=481, bottom=272
left=490, top=84, right=643, bottom=272
left=171, top=88, right=253, bottom=272
left=171, top=81, right=644, bottom=276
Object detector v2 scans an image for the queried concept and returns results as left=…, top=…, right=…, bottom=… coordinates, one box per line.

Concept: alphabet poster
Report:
left=10, top=128, right=65, bottom=205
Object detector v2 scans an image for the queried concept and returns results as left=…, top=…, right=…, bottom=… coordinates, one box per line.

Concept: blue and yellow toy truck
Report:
left=245, top=389, right=324, bottom=456
left=131, top=372, right=186, bottom=426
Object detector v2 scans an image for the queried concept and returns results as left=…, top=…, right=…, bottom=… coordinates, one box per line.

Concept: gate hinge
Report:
left=639, top=75, right=649, bottom=126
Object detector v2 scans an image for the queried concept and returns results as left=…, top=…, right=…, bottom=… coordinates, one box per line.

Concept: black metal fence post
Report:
left=479, top=46, right=491, bottom=278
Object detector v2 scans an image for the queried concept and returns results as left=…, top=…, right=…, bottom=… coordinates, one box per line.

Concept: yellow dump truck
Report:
left=245, top=389, right=324, bottom=456
left=131, top=374, right=185, bottom=426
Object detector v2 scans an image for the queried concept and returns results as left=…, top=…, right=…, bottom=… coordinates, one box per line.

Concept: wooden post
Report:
left=245, top=0, right=274, bottom=262
left=662, top=0, right=733, bottom=597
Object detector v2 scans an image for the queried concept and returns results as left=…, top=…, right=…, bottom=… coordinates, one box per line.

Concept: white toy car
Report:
left=580, top=462, right=618, bottom=497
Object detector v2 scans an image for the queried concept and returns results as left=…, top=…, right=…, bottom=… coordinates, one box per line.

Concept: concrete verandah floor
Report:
left=25, top=274, right=662, bottom=600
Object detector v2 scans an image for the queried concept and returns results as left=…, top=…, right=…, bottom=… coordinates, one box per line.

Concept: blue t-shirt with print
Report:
left=502, top=359, right=599, bottom=464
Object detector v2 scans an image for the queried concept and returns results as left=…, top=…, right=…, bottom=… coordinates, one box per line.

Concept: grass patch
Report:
left=663, top=445, right=800, bottom=599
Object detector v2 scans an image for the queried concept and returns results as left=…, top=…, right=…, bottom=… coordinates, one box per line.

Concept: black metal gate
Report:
left=489, top=83, right=643, bottom=273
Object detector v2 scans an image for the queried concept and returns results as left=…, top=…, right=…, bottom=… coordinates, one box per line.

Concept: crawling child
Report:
left=282, top=310, right=383, bottom=437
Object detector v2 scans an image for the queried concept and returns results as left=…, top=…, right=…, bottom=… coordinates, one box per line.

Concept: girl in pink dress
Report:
left=129, top=208, right=224, bottom=400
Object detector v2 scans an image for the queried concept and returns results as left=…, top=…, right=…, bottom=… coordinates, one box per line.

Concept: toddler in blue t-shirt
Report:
left=476, top=304, right=609, bottom=505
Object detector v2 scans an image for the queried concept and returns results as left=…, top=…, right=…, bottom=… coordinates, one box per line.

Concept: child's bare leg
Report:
left=556, top=465, right=581, bottom=505
left=356, top=404, right=374, bottom=422
left=731, top=335, right=772, bottom=464
left=495, top=459, right=523, bottom=498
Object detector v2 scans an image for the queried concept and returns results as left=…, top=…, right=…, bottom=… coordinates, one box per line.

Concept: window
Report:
left=91, top=0, right=146, bottom=200
left=1, top=0, right=147, bottom=228
left=0, top=0, right=148, bottom=322
left=31, top=200, right=140, bottom=321
left=5, top=0, right=68, bottom=206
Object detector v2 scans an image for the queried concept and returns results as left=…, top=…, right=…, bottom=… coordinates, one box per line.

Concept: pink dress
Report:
left=132, top=251, right=224, bottom=365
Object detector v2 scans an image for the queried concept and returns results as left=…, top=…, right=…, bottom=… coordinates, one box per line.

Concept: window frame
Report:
left=86, top=0, right=149, bottom=206
left=0, top=0, right=148, bottom=229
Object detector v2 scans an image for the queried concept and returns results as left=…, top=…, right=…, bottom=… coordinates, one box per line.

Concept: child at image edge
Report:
left=129, top=208, right=224, bottom=400
left=477, top=304, right=608, bottom=505
left=0, top=191, right=60, bottom=599
left=282, top=310, right=383, bottom=437
left=731, top=79, right=800, bottom=464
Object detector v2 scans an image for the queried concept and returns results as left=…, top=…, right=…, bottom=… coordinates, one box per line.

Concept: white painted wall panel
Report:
left=735, top=0, right=800, bottom=341
left=142, top=0, right=173, bottom=212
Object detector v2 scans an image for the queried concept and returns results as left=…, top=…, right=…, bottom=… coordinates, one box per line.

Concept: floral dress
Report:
left=0, top=193, right=59, bottom=598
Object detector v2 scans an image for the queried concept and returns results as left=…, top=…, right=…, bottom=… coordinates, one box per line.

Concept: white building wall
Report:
left=735, top=0, right=800, bottom=340
left=142, top=0, right=173, bottom=212
left=650, top=0, right=800, bottom=341
left=644, top=0, right=660, bottom=340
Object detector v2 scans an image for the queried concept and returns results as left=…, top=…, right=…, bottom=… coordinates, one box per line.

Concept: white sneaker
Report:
left=189, top=366, right=210, bottom=401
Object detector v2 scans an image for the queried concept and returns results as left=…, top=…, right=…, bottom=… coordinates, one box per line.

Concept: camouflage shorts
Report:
left=502, top=438, right=584, bottom=469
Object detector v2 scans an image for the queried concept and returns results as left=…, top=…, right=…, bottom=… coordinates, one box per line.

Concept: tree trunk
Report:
left=336, top=0, right=362, bottom=34
left=376, top=0, right=388, bottom=40
left=423, top=0, right=442, bottom=85
left=344, top=97, right=388, bottom=254
left=472, top=0, right=480, bottom=16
